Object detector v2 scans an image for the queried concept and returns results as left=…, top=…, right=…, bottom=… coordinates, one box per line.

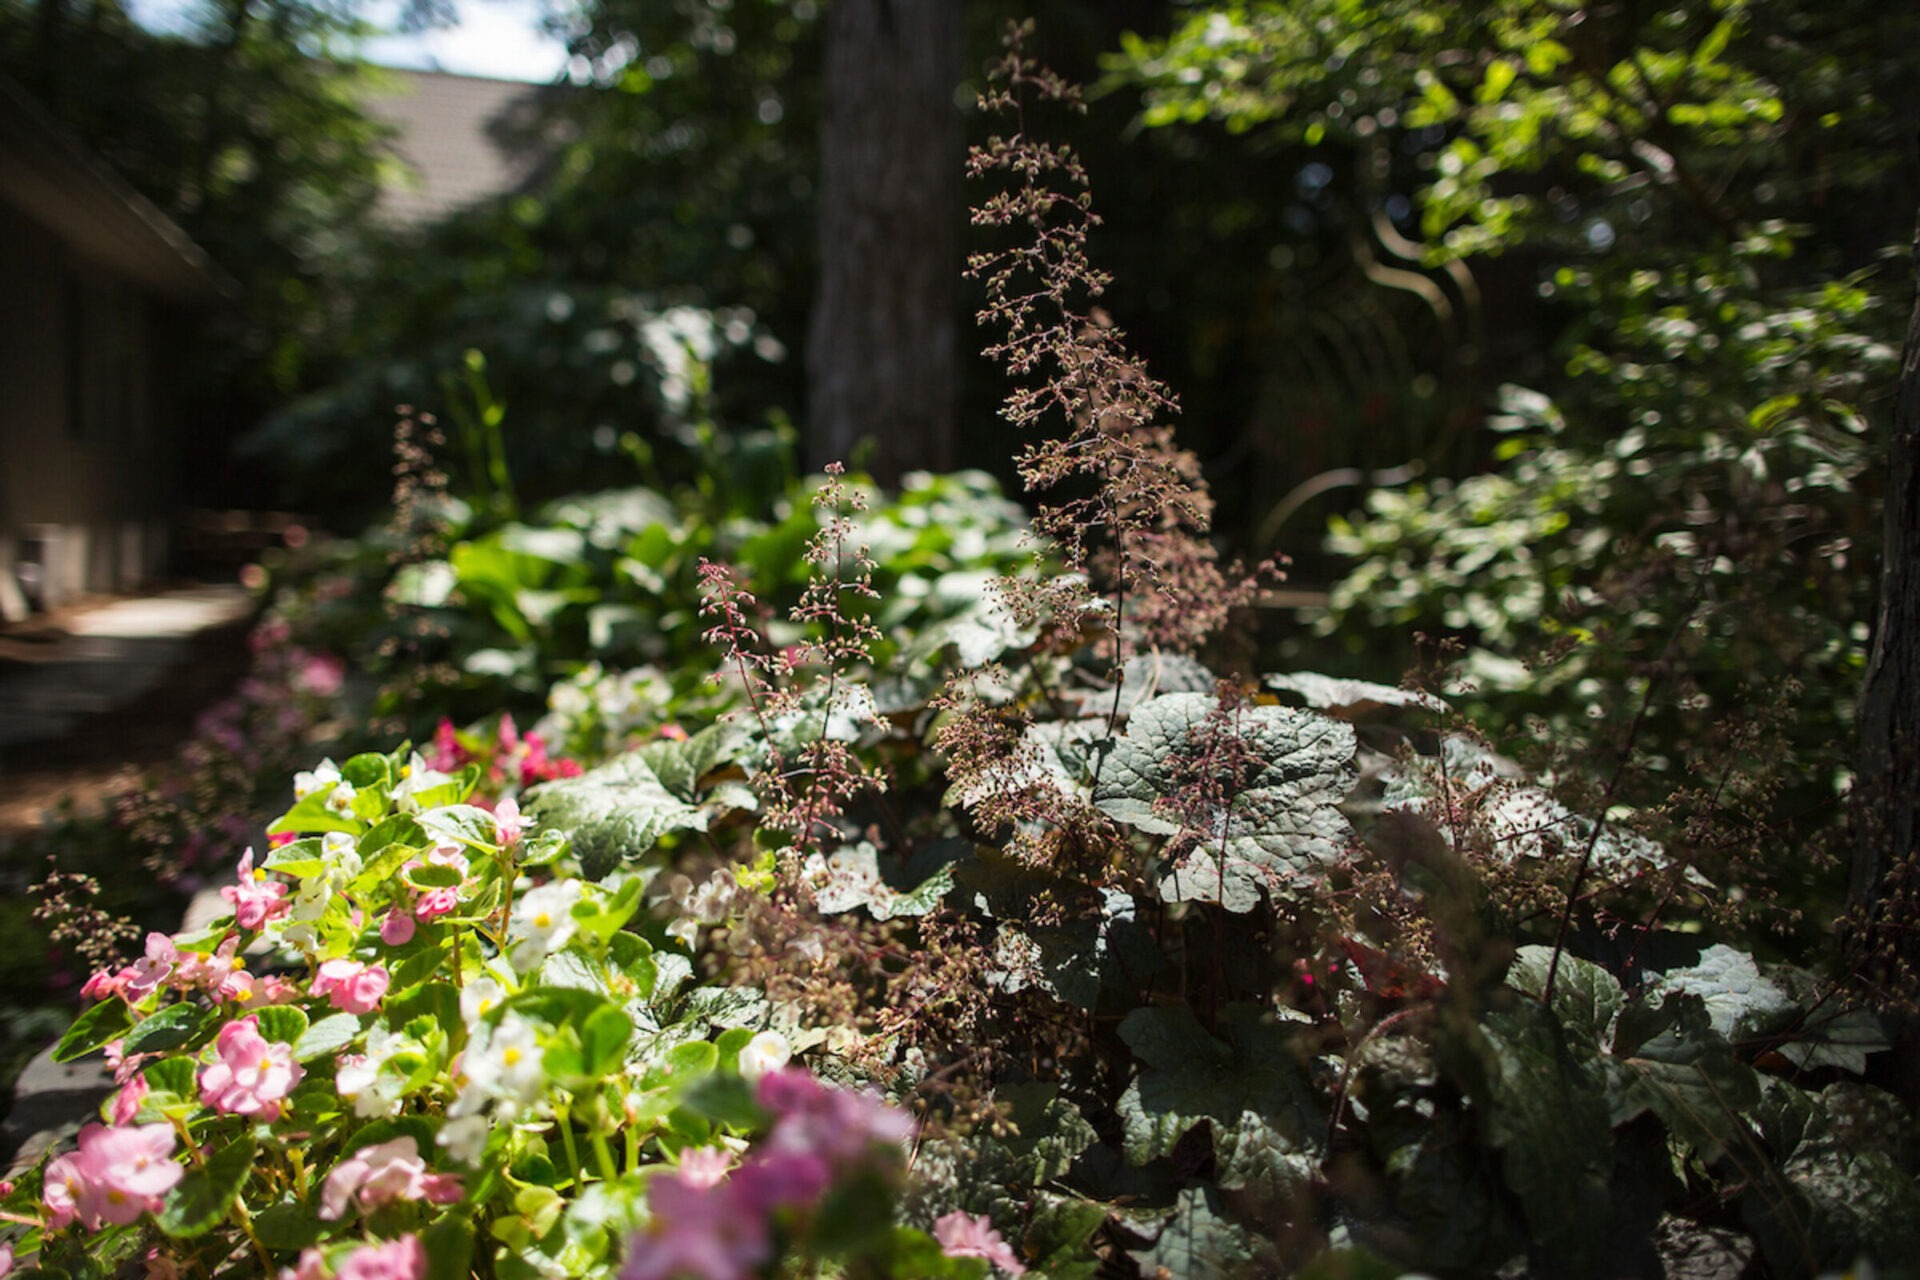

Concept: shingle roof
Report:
left=362, top=68, right=568, bottom=227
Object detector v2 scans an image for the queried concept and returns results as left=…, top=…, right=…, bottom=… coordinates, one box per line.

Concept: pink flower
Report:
left=935, top=1211, right=1027, bottom=1276
left=494, top=797, right=524, bottom=847
left=81, top=968, right=124, bottom=1002
left=427, top=718, right=466, bottom=773
left=675, top=1146, right=734, bottom=1189
left=755, top=1068, right=914, bottom=1170
left=310, top=960, right=390, bottom=1015
left=121, top=934, right=178, bottom=1003
left=222, top=850, right=290, bottom=931
left=335, top=1235, right=427, bottom=1280
left=415, top=887, right=459, bottom=921
left=279, top=1248, right=328, bottom=1280
left=621, top=1175, right=771, bottom=1280
left=319, top=1137, right=463, bottom=1221
left=111, top=1073, right=148, bottom=1126
left=0, top=1241, right=13, bottom=1277
left=198, top=1016, right=302, bottom=1119
left=380, top=909, right=417, bottom=946
left=730, top=1151, right=831, bottom=1213
left=41, top=1123, right=182, bottom=1230
left=172, top=935, right=242, bottom=993
left=143, top=1247, right=181, bottom=1280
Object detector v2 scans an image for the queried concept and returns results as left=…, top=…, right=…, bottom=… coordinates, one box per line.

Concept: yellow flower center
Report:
left=503, top=1047, right=522, bottom=1066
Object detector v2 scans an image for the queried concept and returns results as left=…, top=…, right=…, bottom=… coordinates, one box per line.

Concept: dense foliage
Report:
left=7, top=16, right=1918, bottom=1280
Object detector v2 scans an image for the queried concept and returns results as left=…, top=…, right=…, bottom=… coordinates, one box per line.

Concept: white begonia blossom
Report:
left=294, top=759, right=342, bottom=801
left=392, top=754, right=459, bottom=815
left=437, top=1111, right=490, bottom=1165
left=460, top=976, right=506, bottom=1029
left=321, top=831, right=364, bottom=880
left=508, top=880, right=583, bottom=972
left=453, top=1013, right=545, bottom=1119
left=324, top=779, right=359, bottom=817
left=334, top=1025, right=421, bottom=1119
left=737, top=1030, right=792, bottom=1080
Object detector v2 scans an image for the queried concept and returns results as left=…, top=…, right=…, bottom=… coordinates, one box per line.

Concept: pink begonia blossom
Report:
left=280, top=1249, right=328, bottom=1280
left=222, top=850, right=290, bottom=931
left=121, top=933, right=178, bottom=1003
left=0, top=1241, right=13, bottom=1277
left=380, top=909, right=417, bottom=946
left=675, top=1146, right=734, bottom=1189
left=172, top=936, right=242, bottom=993
left=81, top=968, right=123, bottom=1002
left=620, top=1175, right=771, bottom=1280
left=111, top=1073, right=149, bottom=1126
left=104, top=1039, right=156, bottom=1086
left=934, top=1211, right=1027, bottom=1276
left=427, top=718, right=465, bottom=773
left=494, top=797, right=524, bottom=847
left=41, top=1123, right=182, bottom=1230
left=197, top=1016, right=302, bottom=1119
left=310, top=959, right=390, bottom=1015
left=319, top=1137, right=463, bottom=1221
left=755, top=1068, right=914, bottom=1169
left=730, top=1151, right=831, bottom=1214
left=415, top=886, right=459, bottom=922
left=334, top=1235, right=427, bottom=1280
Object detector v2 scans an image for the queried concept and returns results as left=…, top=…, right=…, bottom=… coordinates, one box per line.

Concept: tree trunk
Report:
left=1851, top=205, right=1920, bottom=999
left=805, top=0, right=960, bottom=484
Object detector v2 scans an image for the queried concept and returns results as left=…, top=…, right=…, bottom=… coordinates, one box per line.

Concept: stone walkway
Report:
left=0, top=585, right=256, bottom=1170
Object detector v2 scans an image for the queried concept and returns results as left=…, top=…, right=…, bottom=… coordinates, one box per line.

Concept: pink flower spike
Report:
left=380, top=909, right=417, bottom=946
left=935, top=1211, right=1027, bottom=1276
left=310, top=959, right=390, bottom=1015
left=198, top=1016, right=302, bottom=1119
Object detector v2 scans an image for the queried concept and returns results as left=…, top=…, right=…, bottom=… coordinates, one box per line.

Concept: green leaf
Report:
left=417, top=804, right=504, bottom=853
left=295, top=1013, right=363, bottom=1063
left=1093, top=693, right=1356, bottom=911
left=1506, top=945, right=1623, bottom=1049
left=637, top=722, right=745, bottom=801
left=806, top=842, right=953, bottom=921
left=1116, top=1004, right=1323, bottom=1175
left=1462, top=1002, right=1612, bottom=1272
left=1605, top=993, right=1758, bottom=1159
left=267, top=789, right=360, bottom=836
left=157, top=1134, right=255, bottom=1238
left=252, top=1006, right=310, bottom=1047
left=1127, top=1185, right=1261, bottom=1279
left=1644, top=945, right=1796, bottom=1041
left=251, top=1201, right=323, bottom=1251
left=123, top=1004, right=214, bottom=1056
left=524, top=751, right=709, bottom=878
left=424, top=1214, right=476, bottom=1280
left=52, top=998, right=131, bottom=1063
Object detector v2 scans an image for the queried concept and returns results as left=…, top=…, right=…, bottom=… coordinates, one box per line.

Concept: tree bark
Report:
left=1851, top=203, right=1920, bottom=997
left=805, top=0, right=960, bottom=484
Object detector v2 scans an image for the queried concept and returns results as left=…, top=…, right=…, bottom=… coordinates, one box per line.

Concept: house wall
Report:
left=0, top=199, right=175, bottom=615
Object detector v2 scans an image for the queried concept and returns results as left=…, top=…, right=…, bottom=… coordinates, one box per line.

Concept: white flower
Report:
left=508, top=880, right=583, bottom=972
left=324, top=779, right=359, bottom=816
left=458, top=1013, right=546, bottom=1116
left=334, top=1026, right=418, bottom=1118
left=322, top=831, right=363, bottom=880
left=392, top=754, right=458, bottom=815
left=437, top=1111, right=490, bottom=1164
left=294, top=759, right=342, bottom=801
left=460, top=976, right=506, bottom=1029
left=737, top=1030, right=792, bottom=1081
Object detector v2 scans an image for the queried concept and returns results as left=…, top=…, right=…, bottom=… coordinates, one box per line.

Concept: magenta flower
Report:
left=334, top=1235, right=427, bottom=1280
left=319, top=1137, right=463, bottom=1221
left=41, top=1123, right=181, bottom=1231
left=310, top=959, right=390, bottom=1015
left=730, top=1151, right=832, bottom=1214
left=198, top=1016, right=302, bottom=1119
left=221, top=850, right=290, bottom=931
left=755, top=1068, right=914, bottom=1170
left=935, top=1211, right=1027, bottom=1276
left=620, top=1174, right=771, bottom=1280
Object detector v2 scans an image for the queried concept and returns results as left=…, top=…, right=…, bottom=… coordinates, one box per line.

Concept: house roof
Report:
left=0, top=76, right=232, bottom=306
left=362, top=68, right=569, bottom=227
